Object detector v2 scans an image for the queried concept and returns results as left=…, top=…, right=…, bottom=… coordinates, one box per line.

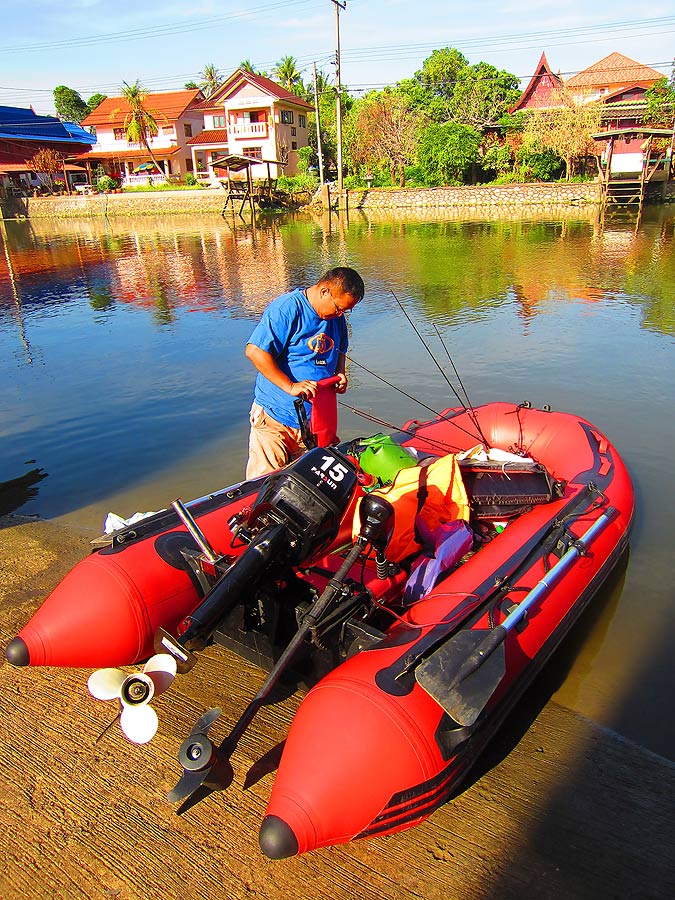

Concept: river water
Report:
left=1, top=204, right=674, bottom=760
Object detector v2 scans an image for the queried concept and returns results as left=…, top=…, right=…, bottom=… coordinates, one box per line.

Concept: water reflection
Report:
left=1, top=206, right=675, bottom=759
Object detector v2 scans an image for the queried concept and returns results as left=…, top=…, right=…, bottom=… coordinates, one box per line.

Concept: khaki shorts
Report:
left=246, top=402, right=307, bottom=480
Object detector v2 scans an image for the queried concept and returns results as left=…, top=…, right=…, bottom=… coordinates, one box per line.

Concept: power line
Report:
left=1, top=13, right=673, bottom=110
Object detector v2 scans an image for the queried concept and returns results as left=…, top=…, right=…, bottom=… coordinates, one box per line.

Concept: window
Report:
left=299, top=114, right=306, bottom=128
left=185, top=157, right=194, bottom=172
left=184, top=123, right=193, bottom=138
left=291, top=141, right=297, bottom=150
left=213, top=115, right=225, bottom=128
left=280, top=109, right=294, bottom=125
left=113, top=128, right=125, bottom=140
left=243, top=146, right=263, bottom=160
left=162, top=126, right=174, bottom=135
left=291, top=126, right=297, bottom=136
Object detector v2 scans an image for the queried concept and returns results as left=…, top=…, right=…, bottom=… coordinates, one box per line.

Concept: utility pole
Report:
left=313, top=62, right=325, bottom=186
left=331, top=0, right=346, bottom=196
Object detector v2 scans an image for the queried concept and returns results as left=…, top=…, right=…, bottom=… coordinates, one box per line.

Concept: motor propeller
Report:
left=167, top=708, right=236, bottom=813
left=87, top=653, right=177, bottom=744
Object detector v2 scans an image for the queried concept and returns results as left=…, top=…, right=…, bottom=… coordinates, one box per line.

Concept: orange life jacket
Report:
left=353, top=453, right=470, bottom=563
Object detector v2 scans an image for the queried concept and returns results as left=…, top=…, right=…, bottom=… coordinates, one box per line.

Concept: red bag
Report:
left=310, top=376, right=341, bottom=446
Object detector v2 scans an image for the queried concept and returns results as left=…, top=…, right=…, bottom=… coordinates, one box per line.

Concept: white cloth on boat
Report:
left=104, top=510, right=157, bottom=534
left=458, top=444, right=534, bottom=464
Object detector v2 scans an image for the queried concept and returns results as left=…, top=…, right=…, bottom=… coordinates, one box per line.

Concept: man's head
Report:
left=315, top=267, right=365, bottom=319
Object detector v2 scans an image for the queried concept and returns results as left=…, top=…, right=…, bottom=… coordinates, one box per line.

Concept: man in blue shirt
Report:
left=245, top=267, right=365, bottom=478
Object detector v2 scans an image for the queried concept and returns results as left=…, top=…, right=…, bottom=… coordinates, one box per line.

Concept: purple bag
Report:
left=403, top=519, right=474, bottom=604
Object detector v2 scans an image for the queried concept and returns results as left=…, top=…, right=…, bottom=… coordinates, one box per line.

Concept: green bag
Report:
left=356, top=433, right=417, bottom=485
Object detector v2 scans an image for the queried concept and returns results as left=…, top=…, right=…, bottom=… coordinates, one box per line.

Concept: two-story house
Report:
left=187, top=69, right=313, bottom=179
left=80, top=90, right=205, bottom=182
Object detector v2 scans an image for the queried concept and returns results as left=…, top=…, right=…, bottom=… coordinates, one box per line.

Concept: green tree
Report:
left=273, top=55, right=304, bottom=95
left=53, top=85, right=89, bottom=123
left=239, top=59, right=257, bottom=73
left=645, top=64, right=675, bottom=126
left=522, top=87, right=601, bottom=180
left=451, top=63, right=521, bottom=129
left=349, top=91, right=425, bottom=186
left=417, top=121, right=481, bottom=185
left=118, top=80, right=165, bottom=175
left=86, top=92, right=107, bottom=113
left=308, top=80, right=339, bottom=172
left=397, top=47, right=468, bottom=123
left=184, top=80, right=198, bottom=90
left=198, top=64, right=223, bottom=99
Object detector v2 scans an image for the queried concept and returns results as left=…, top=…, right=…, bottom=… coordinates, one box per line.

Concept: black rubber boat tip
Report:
left=258, top=815, right=299, bottom=859
left=5, top=636, right=30, bottom=666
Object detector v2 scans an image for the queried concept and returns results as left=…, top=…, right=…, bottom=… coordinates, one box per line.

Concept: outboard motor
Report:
left=175, top=448, right=359, bottom=653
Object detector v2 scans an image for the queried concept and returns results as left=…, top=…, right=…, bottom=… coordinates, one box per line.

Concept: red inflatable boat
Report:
left=5, top=401, right=633, bottom=858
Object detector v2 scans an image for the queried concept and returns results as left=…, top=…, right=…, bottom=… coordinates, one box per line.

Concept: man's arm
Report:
left=245, top=344, right=318, bottom=399
left=334, top=352, right=348, bottom=394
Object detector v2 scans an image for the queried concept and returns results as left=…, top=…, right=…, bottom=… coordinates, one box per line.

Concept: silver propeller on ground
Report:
left=87, top=653, right=177, bottom=744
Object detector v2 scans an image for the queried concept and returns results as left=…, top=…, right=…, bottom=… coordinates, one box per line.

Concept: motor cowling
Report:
left=246, top=447, right=359, bottom=565
left=176, top=448, right=359, bottom=653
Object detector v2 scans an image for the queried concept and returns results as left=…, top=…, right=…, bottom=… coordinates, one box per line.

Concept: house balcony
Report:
left=227, top=122, right=269, bottom=140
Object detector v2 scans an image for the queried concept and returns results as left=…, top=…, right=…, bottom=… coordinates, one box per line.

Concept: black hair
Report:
left=320, top=267, right=365, bottom=302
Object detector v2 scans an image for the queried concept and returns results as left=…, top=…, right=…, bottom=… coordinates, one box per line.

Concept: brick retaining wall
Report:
left=345, top=181, right=602, bottom=210
left=3, top=179, right=674, bottom=220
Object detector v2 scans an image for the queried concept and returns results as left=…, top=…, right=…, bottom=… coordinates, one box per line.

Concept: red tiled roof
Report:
left=186, top=129, right=229, bottom=146
left=201, top=68, right=312, bottom=110
left=77, top=147, right=181, bottom=160
left=82, top=90, right=204, bottom=127
left=0, top=161, right=86, bottom=173
left=566, top=53, right=663, bottom=88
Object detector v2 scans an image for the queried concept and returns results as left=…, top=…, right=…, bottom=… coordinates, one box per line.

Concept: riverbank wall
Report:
left=2, top=179, right=673, bottom=220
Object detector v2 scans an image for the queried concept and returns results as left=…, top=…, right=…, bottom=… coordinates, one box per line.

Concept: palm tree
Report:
left=239, top=59, right=257, bottom=74
left=199, top=64, right=223, bottom=99
left=120, top=80, right=165, bottom=176
left=273, top=55, right=303, bottom=94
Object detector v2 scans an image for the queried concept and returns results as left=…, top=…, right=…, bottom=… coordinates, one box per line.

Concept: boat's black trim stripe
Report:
left=356, top=756, right=467, bottom=839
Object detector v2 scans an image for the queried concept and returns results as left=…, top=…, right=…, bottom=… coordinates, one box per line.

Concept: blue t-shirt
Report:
left=248, top=287, right=349, bottom=428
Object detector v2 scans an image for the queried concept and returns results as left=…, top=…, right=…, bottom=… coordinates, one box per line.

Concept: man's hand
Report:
left=334, top=373, right=348, bottom=394
left=290, top=380, right=318, bottom=399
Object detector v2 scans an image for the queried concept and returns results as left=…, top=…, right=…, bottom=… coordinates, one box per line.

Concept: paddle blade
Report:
left=415, top=629, right=507, bottom=727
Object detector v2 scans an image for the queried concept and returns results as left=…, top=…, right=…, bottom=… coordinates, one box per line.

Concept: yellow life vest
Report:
left=353, top=454, right=470, bottom=563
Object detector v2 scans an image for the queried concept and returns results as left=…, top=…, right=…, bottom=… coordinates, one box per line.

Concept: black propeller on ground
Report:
left=166, top=708, right=230, bottom=812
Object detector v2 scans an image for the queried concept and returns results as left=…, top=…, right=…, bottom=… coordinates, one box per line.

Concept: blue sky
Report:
left=2, top=0, right=674, bottom=115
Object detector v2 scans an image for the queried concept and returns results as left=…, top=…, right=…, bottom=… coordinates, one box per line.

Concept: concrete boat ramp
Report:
left=1, top=515, right=673, bottom=900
